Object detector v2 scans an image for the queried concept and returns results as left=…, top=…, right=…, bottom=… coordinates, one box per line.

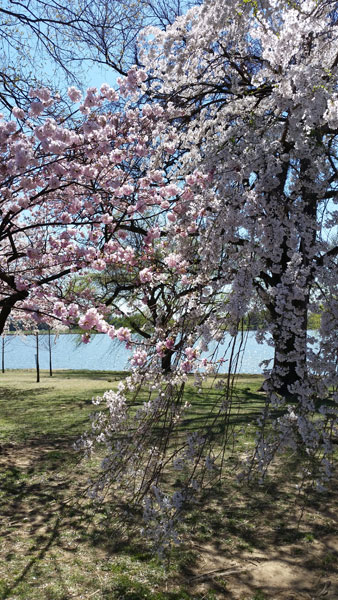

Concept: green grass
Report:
left=0, top=370, right=265, bottom=446
left=0, top=370, right=128, bottom=443
left=0, top=370, right=337, bottom=600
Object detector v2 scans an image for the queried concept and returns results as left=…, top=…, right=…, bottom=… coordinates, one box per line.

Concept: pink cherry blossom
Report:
left=67, top=86, right=82, bottom=103
left=12, top=107, right=25, bottom=120
left=139, top=268, right=153, bottom=283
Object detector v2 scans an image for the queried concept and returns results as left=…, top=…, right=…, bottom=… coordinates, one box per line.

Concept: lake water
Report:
left=0, top=331, right=317, bottom=374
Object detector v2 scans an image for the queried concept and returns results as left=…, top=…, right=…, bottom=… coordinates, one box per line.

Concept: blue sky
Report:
left=82, top=62, right=120, bottom=91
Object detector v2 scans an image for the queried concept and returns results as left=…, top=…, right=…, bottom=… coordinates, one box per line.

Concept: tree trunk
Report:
left=48, top=328, right=53, bottom=377
left=36, top=332, right=40, bottom=383
left=0, top=290, right=29, bottom=336
left=269, top=297, right=308, bottom=398
left=1, top=336, right=4, bottom=373
left=161, top=349, right=173, bottom=373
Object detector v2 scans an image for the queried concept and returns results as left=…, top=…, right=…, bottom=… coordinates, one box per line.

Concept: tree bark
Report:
left=36, top=332, right=40, bottom=383
left=161, top=349, right=173, bottom=373
left=48, top=328, right=53, bottom=377
left=269, top=297, right=308, bottom=398
left=0, top=290, right=29, bottom=336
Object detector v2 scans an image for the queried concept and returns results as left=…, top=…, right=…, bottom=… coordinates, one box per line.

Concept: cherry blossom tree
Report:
left=75, top=0, right=338, bottom=553
left=139, top=0, right=338, bottom=396
left=0, top=74, right=193, bottom=339
left=90, top=182, right=231, bottom=373
left=1, top=0, right=337, bottom=554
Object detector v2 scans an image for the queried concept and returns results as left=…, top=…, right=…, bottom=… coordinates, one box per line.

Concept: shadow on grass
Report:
left=1, top=372, right=337, bottom=599
left=181, top=471, right=338, bottom=597
left=0, top=386, right=53, bottom=400
left=52, top=369, right=129, bottom=381
left=0, top=515, right=61, bottom=600
left=0, top=441, right=155, bottom=599
left=1, top=438, right=338, bottom=600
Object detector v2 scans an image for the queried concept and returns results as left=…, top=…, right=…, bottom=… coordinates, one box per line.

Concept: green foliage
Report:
left=243, top=309, right=321, bottom=330
left=307, top=312, right=321, bottom=329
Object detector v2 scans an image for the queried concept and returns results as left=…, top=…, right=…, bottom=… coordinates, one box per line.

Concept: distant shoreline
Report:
left=3, top=327, right=320, bottom=336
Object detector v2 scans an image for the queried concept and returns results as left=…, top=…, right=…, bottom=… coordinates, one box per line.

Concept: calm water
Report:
left=0, top=331, right=317, bottom=374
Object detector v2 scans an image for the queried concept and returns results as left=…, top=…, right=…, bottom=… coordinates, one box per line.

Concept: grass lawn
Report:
left=0, top=370, right=337, bottom=600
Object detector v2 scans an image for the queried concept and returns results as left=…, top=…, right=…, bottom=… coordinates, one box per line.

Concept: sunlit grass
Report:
left=0, top=370, right=337, bottom=600
left=0, top=369, right=127, bottom=443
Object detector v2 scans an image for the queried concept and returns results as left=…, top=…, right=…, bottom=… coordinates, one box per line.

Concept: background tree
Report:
left=92, top=210, right=231, bottom=372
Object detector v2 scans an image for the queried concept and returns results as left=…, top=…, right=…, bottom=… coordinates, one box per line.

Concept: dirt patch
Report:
left=190, top=546, right=337, bottom=599
left=1, top=437, right=76, bottom=463
left=187, top=500, right=338, bottom=599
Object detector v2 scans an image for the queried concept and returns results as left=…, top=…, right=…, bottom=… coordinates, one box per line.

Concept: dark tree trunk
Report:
left=270, top=297, right=308, bottom=398
left=36, top=332, right=40, bottom=383
left=161, top=349, right=173, bottom=373
left=0, top=290, right=29, bottom=336
left=1, top=336, right=4, bottom=373
left=48, top=328, right=53, bottom=377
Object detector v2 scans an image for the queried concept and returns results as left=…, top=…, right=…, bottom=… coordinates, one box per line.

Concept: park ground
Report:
left=0, top=370, right=337, bottom=600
